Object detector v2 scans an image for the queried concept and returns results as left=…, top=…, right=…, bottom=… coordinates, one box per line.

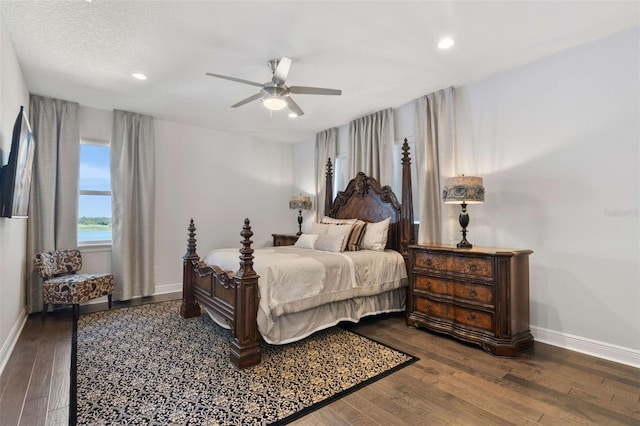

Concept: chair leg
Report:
left=73, top=304, right=79, bottom=320
left=108, top=294, right=112, bottom=309
left=42, top=303, right=48, bottom=321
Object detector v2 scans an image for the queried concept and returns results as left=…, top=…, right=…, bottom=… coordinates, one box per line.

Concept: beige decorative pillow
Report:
left=326, top=223, right=354, bottom=251
left=345, top=220, right=367, bottom=251
left=361, top=217, right=391, bottom=251
left=310, top=222, right=331, bottom=235
left=314, top=234, right=346, bottom=252
left=293, top=234, right=318, bottom=249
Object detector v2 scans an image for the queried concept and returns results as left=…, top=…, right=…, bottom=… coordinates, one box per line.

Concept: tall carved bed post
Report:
left=400, top=138, right=415, bottom=256
left=400, top=138, right=416, bottom=317
left=180, top=219, right=201, bottom=318
left=324, top=158, right=333, bottom=216
left=230, top=219, right=261, bottom=369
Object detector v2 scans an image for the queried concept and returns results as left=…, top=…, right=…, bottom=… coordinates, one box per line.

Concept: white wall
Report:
left=293, top=27, right=640, bottom=365
left=291, top=135, right=316, bottom=232
left=153, top=120, right=293, bottom=288
left=454, top=27, right=639, bottom=360
left=0, top=16, right=30, bottom=373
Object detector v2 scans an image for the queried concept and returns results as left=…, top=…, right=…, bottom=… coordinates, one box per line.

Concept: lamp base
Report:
left=457, top=202, right=473, bottom=249
left=296, top=210, right=303, bottom=236
left=457, top=237, right=472, bottom=249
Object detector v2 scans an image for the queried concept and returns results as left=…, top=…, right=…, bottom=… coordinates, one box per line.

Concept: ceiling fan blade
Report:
left=231, top=93, right=263, bottom=108
left=205, top=72, right=263, bottom=87
left=272, top=57, right=292, bottom=85
left=288, top=86, right=342, bottom=96
left=286, top=96, right=305, bottom=117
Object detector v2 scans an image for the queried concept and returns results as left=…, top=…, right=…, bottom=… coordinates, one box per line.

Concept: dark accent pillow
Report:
left=346, top=220, right=367, bottom=251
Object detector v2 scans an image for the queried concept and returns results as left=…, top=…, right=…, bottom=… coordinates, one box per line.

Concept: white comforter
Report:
left=202, top=246, right=407, bottom=343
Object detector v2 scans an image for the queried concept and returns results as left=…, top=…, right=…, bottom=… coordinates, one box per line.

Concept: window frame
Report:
left=78, top=138, right=112, bottom=247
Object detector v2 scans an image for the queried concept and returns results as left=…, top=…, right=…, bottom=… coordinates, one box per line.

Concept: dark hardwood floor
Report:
left=1, top=293, right=638, bottom=425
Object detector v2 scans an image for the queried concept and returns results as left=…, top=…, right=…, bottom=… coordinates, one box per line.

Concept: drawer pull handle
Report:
left=425, top=281, right=432, bottom=290
left=468, top=289, right=477, bottom=298
left=425, top=304, right=431, bottom=312
left=424, top=258, right=432, bottom=266
left=467, top=313, right=476, bottom=321
left=469, top=264, right=477, bottom=272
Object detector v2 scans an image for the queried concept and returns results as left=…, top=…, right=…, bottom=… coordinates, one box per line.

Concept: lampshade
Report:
left=289, top=195, right=312, bottom=210
left=262, top=96, right=288, bottom=111
left=442, top=176, right=485, bottom=204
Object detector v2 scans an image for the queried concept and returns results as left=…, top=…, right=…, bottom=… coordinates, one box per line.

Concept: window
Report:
left=78, top=141, right=112, bottom=244
left=333, top=153, right=348, bottom=196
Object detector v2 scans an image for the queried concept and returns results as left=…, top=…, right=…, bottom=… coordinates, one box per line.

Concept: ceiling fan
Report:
left=206, top=57, right=341, bottom=117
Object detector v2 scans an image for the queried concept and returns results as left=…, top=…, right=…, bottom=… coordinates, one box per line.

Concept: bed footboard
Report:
left=180, top=218, right=261, bottom=369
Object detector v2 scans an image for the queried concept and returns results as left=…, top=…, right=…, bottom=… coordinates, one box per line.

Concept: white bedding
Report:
left=202, top=246, right=408, bottom=344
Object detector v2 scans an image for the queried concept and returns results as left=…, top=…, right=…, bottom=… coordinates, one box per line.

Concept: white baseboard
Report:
left=153, top=282, right=182, bottom=296
left=0, top=308, right=28, bottom=376
left=85, top=283, right=182, bottom=305
left=531, top=326, right=640, bottom=368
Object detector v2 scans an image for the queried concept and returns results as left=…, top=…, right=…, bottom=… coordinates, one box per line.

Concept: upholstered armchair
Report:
left=34, top=249, right=114, bottom=319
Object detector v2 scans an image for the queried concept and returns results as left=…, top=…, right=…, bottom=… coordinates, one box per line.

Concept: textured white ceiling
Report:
left=1, top=1, right=638, bottom=143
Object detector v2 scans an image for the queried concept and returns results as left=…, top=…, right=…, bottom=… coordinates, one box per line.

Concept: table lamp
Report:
left=289, top=195, right=312, bottom=236
left=442, top=176, right=485, bottom=248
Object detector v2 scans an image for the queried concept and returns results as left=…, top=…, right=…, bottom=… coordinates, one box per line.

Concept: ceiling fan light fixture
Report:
left=262, top=96, right=288, bottom=111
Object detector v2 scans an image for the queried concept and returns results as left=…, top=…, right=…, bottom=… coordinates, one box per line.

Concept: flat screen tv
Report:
left=0, top=106, right=35, bottom=218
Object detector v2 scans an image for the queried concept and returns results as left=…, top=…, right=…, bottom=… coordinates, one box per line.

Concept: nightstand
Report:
left=272, top=233, right=300, bottom=246
left=407, top=244, right=534, bottom=356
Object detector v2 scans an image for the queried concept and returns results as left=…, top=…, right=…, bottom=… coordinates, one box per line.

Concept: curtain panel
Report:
left=315, top=128, right=337, bottom=220
left=110, top=110, right=155, bottom=300
left=26, top=95, right=80, bottom=313
left=414, top=86, right=455, bottom=244
left=348, top=108, right=394, bottom=187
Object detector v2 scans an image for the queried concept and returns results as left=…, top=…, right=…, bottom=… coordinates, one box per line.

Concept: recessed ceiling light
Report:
left=438, top=37, right=455, bottom=49
left=131, top=73, right=147, bottom=80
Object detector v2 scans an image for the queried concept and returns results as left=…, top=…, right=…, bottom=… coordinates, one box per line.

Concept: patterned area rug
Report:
left=71, top=300, right=417, bottom=425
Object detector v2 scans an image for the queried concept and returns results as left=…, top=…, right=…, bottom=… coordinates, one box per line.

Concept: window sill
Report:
left=78, top=242, right=112, bottom=253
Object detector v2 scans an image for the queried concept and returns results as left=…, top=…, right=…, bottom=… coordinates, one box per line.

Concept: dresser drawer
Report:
left=415, top=296, right=451, bottom=321
left=415, top=296, right=493, bottom=333
left=414, top=275, right=494, bottom=305
left=414, top=251, right=493, bottom=279
left=454, top=306, right=493, bottom=332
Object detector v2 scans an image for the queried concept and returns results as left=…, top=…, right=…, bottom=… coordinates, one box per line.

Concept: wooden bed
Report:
left=180, top=139, right=415, bottom=369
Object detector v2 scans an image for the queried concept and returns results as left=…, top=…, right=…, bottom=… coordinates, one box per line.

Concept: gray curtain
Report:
left=415, top=87, right=455, bottom=244
left=315, top=128, right=337, bottom=220
left=26, top=95, right=80, bottom=313
left=348, top=108, right=394, bottom=187
left=111, top=110, right=155, bottom=300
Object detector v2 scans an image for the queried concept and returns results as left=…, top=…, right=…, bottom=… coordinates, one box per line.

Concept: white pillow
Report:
left=294, top=234, right=318, bottom=249
left=360, top=217, right=391, bottom=251
left=310, top=222, right=331, bottom=235
left=326, top=223, right=354, bottom=251
left=320, top=216, right=358, bottom=225
left=314, top=234, right=346, bottom=252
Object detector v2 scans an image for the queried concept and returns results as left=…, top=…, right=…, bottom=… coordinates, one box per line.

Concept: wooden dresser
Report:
left=272, top=233, right=300, bottom=246
left=407, top=244, right=534, bottom=356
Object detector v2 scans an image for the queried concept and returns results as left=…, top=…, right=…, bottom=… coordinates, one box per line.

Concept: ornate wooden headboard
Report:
left=323, top=139, right=415, bottom=254
left=327, top=172, right=402, bottom=252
